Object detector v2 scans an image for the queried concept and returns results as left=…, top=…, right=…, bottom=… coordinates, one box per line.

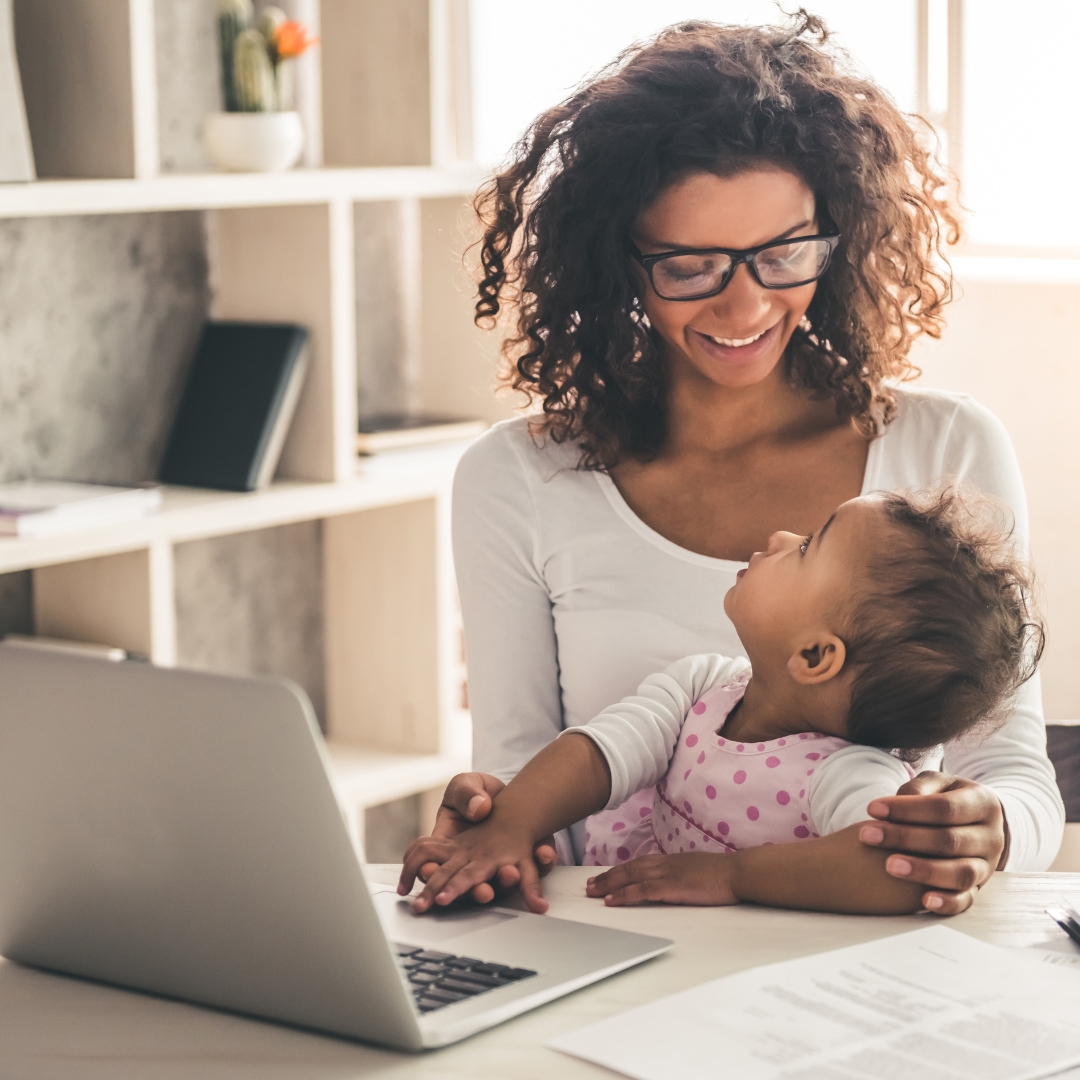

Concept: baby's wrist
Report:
left=487, top=790, right=558, bottom=848
left=477, top=802, right=544, bottom=851
left=724, top=849, right=751, bottom=901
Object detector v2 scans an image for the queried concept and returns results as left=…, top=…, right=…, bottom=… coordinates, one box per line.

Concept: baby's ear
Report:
left=787, top=634, right=847, bottom=685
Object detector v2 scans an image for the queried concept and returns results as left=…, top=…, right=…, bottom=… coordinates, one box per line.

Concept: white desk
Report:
left=1, top=867, right=1077, bottom=1079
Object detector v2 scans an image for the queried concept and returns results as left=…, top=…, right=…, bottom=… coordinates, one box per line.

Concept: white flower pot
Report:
left=203, top=111, right=304, bottom=173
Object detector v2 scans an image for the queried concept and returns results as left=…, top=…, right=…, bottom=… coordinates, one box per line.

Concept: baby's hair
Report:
left=845, top=490, right=1044, bottom=761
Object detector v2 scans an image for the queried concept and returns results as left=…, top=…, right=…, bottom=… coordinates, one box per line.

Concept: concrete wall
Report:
left=154, top=0, right=219, bottom=173
left=912, top=274, right=1080, bottom=720
left=174, top=521, right=327, bottom=728
left=0, top=211, right=208, bottom=486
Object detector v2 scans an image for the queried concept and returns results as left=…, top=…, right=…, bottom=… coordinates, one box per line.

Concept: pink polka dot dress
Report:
left=581, top=668, right=852, bottom=865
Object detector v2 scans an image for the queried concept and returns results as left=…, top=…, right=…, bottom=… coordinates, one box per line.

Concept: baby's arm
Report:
left=588, top=747, right=928, bottom=915
left=401, top=731, right=612, bottom=913
left=400, top=654, right=747, bottom=912
left=582, top=653, right=749, bottom=806
left=586, top=825, right=926, bottom=914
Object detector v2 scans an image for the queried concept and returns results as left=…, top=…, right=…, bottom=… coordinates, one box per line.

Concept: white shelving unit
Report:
left=6, top=0, right=502, bottom=856
left=0, top=166, right=485, bottom=219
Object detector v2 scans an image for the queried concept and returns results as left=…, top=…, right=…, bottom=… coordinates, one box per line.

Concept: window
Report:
left=468, top=1, right=1076, bottom=254
left=468, top=1, right=917, bottom=165
left=961, top=0, right=1080, bottom=250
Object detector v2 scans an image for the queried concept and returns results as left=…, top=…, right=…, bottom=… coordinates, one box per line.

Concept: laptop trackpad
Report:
left=369, top=887, right=517, bottom=946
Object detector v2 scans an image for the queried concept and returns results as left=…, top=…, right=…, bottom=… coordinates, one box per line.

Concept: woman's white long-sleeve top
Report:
left=452, top=385, right=1064, bottom=868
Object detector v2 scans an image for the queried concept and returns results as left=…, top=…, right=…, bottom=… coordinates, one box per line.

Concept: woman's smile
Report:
left=689, top=319, right=783, bottom=367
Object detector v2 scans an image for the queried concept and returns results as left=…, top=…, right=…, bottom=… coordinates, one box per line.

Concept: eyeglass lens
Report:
left=649, top=238, right=833, bottom=299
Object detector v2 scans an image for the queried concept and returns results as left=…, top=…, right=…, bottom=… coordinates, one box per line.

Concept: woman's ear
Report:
left=787, top=634, right=847, bottom=685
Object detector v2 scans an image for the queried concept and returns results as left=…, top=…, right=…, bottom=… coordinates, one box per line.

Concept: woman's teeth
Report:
left=708, top=328, right=769, bottom=347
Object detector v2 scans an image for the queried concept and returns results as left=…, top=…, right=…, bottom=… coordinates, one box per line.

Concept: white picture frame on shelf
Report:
left=0, top=0, right=33, bottom=181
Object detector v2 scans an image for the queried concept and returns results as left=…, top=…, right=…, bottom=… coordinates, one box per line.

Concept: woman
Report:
left=437, top=14, right=1063, bottom=914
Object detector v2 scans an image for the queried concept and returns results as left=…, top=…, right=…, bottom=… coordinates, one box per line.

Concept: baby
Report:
left=399, top=490, right=1042, bottom=916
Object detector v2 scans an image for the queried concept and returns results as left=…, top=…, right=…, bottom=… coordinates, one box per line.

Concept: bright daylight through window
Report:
left=468, top=0, right=1080, bottom=254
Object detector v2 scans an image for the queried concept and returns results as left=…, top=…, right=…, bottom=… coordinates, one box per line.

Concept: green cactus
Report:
left=256, top=6, right=292, bottom=108
left=232, top=28, right=275, bottom=112
left=217, top=0, right=254, bottom=112
left=274, top=60, right=295, bottom=111
left=257, top=5, right=287, bottom=42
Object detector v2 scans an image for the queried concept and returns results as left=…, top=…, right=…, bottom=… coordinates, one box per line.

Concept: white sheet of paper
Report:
left=548, top=925, right=1080, bottom=1080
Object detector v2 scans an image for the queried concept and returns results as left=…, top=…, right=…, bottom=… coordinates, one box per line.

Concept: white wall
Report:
left=912, top=272, right=1080, bottom=720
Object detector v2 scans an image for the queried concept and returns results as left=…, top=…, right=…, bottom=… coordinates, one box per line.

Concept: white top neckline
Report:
left=593, top=471, right=746, bottom=571
left=592, top=427, right=886, bottom=570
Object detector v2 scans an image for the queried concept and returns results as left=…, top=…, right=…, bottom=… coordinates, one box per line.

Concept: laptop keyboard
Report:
left=392, top=943, right=538, bottom=1013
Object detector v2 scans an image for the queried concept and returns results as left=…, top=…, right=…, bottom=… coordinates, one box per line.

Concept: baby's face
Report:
left=724, top=497, right=885, bottom=670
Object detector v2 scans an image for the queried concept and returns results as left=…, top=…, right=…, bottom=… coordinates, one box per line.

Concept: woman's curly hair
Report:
left=473, top=11, right=960, bottom=469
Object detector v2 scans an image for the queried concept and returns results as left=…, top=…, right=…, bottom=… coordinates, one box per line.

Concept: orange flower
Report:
left=272, top=20, right=318, bottom=60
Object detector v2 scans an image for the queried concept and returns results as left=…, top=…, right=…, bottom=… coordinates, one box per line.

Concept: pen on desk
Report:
left=1046, top=900, right=1080, bottom=947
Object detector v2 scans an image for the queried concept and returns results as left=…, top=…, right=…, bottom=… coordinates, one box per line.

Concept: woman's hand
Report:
left=585, top=853, right=738, bottom=907
left=857, top=772, right=1007, bottom=915
left=410, top=772, right=557, bottom=905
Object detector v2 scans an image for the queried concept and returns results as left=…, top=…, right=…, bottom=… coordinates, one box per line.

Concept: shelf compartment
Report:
left=325, top=741, right=468, bottom=859
left=322, top=0, right=430, bottom=168
left=206, top=201, right=353, bottom=483
left=0, top=447, right=463, bottom=575
left=32, top=541, right=175, bottom=665
left=325, top=742, right=468, bottom=811
left=0, top=166, right=484, bottom=220
left=14, top=0, right=157, bottom=180
left=324, top=499, right=442, bottom=755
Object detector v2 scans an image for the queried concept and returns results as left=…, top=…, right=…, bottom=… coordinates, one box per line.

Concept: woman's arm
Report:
left=587, top=826, right=926, bottom=914
left=419, top=426, right=567, bottom=901
left=933, top=672, right=1060, bottom=870
left=453, top=426, right=565, bottom=783
left=860, top=395, right=1065, bottom=898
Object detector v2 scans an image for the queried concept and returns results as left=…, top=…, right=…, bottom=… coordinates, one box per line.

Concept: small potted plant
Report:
left=204, top=0, right=318, bottom=172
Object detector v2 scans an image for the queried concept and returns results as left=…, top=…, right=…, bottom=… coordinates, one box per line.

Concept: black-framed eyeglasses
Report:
left=630, top=234, right=841, bottom=301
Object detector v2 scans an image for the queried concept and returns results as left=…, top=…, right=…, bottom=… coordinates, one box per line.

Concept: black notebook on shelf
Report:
left=158, top=321, right=309, bottom=492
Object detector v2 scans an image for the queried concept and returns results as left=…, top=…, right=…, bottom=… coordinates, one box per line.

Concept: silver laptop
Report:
left=0, top=645, right=670, bottom=1050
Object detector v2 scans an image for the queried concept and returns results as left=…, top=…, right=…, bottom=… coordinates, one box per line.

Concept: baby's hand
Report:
left=398, top=819, right=549, bottom=915
left=586, top=853, right=738, bottom=907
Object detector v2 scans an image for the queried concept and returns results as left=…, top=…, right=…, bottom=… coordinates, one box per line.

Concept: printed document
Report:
left=548, top=925, right=1080, bottom=1080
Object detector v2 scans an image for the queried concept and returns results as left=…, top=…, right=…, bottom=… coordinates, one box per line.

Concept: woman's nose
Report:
left=709, top=262, right=771, bottom=317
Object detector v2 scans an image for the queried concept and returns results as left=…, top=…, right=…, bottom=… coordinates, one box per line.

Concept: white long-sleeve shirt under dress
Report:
left=566, top=653, right=915, bottom=863
left=452, top=385, right=1064, bottom=868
